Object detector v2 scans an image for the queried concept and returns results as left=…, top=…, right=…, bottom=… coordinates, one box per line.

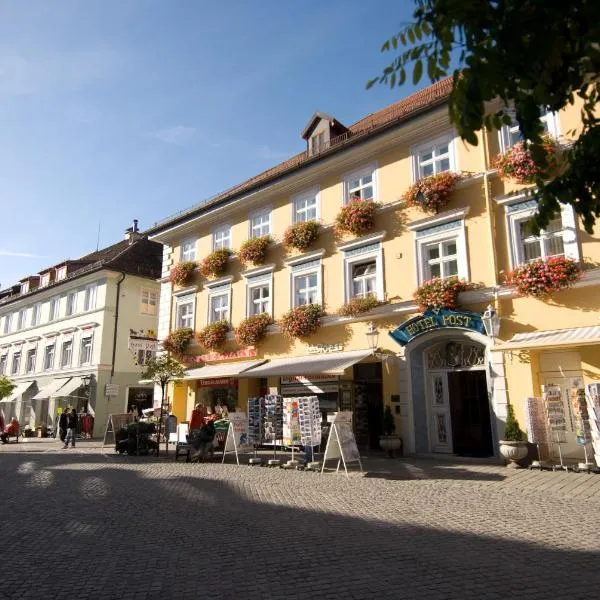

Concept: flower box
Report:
left=238, top=236, right=271, bottom=266
left=335, top=199, right=377, bottom=236
left=283, top=220, right=320, bottom=252
left=169, top=261, right=197, bottom=287
left=493, top=136, right=560, bottom=184
left=197, top=321, right=229, bottom=352
left=414, top=277, right=473, bottom=311
left=200, top=249, right=231, bottom=279
left=337, top=296, right=385, bottom=317
left=505, top=256, right=581, bottom=298
left=163, top=328, right=195, bottom=357
left=234, top=313, right=273, bottom=346
left=403, top=171, right=461, bottom=214
left=279, top=304, right=324, bottom=339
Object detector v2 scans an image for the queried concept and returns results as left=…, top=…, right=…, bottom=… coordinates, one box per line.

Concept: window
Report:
left=84, top=284, right=96, bottom=311
left=208, top=288, right=230, bottom=323
left=0, top=354, right=7, bottom=375
left=175, top=295, right=195, bottom=329
left=65, top=292, right=77, bottom=316
left=49, top=296, right=60, bottom=321
left=137, top=349, right=154, bottom=366
left=31, top=304, right=41, bottom=327
left=17, top=309, right=27, bottom=331
left=3, top=314, right=12, bottom=334
left=44, top=344, right=55, bottom=371
left=56, top=266, right=67, bottom=281
left=141, top=289, right=158, bottom=315
left=351, top=261, right=377, bottom=298
left=505, top=201, right=579, bottom=268
left=60, top=340, right=73, bottom=368
left=40, top=273, right=50, bottom=287
left=290, top=259, right=322, bottom=307
left=26, top=348, right=36, bottom=373
left=180, top=237, right=197, bottom=262
left=21, top=281, right=29, bottom=293
left=414, top=136, right=454, bottom=179
left=423, top=240, right=459, bottom=279
left=340, top=237, right=385, bottom=302
left=344, top=165, right=377, bottom=204
left=213, top=225, right=231, bottom=250
left=311, top=131, right=325, bottom=155
left=292, top=188, right=319, bottom=223
left=80, top=336, right=93, bottom=365
left=247, top=276, right=272, bottom=316
left=11, top=351, right=21, bottom=375
left=499, top=108, right=560, bottom=152
left=249, top=209, right=271, bottom=238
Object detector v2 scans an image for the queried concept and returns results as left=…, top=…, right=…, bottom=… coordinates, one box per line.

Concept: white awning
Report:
left=241, top=349, right=373, bottom=377
left=31, top=377, right=71, bottom=401
left=1, top=380, right=35, bottom=403
left=52, top=377, right=83, bottom=397
left=495, top=325, right=600, bottom=351
left=183, top=359, right=267, bottom=380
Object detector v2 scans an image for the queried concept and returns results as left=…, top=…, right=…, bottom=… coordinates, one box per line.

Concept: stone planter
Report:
left=379, top=435, right=403, bottom=458
left=499, top=440, right=528, bottom=468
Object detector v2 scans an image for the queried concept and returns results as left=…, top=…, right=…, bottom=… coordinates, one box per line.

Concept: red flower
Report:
left=283, top=221, right=320, bottom=252
left=200, top=249, right=231, bottom=278
left=279, top=304, right=324, bottom=338
left=163, top=328, right=194, bottom=356
left=403, top=172, right=461, bottom=214
left=335, top=199, right=377, bottom=236
left=234, top=313, right=273, bottom=346
left=196, top=321, right=229, bottom=351
left=505, top=256, right=581, bottom=297
left=337, top=296, right=385, bottom=317
left=238, top=236, right=271, bottom=266
left=414, top=278, right=474, bottom=311
left=493, top=136, right=560, bottom=184
left=169, top=261, right=197, bottom=287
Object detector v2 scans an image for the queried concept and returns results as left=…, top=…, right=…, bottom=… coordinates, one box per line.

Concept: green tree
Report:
left=368, top=1, right=600, bottom=233
left=0, top=376, right=16, bottom=401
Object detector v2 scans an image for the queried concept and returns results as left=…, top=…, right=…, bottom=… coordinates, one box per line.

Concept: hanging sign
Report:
left=197, top=377, right=238, bottom=388
left=389, top=308, right=486, bottom=346
left=281, top=375, right=339, bottom=395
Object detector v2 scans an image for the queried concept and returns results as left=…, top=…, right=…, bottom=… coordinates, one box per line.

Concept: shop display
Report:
left=247, top=397, right=263, bottom=445
left=524, top=396, right=550, bottom=465
left=283, top=398, right=301, bottom=446
left=298, top=395, right=321, bottom=447
left=542, top=385, right=567, bottom=469
left=263, top=395, right=283, bottom=443
left=585, top=383, right=600, bottom=467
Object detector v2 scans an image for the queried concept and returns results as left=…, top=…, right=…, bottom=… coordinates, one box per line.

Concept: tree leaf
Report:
left=413, top=59, right=423, bottom=84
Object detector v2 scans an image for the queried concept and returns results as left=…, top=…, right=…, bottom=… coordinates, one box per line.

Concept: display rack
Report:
left=585, top=383, right=600, bottom=468
left=542, top=385, right=568, bottom=471
left=524, top=396, right=552, bottom=469
left=569, top=387, right=594, bottom=472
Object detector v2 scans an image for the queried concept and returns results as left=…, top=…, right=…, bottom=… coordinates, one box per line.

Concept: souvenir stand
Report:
left=585, top=383, right=600, bottom=469
left=569, top=387, right=595, bottom=472
left=263, top=394, right=284, bottom=466
left=298, top=395, right=321, bottom=470
left=542, top=385, right=568, bottom=471
left=321, top=411, right=362, bottom=478
left=282, top=397, right=302, bottom=467
left=524, top=397, right=552, bottom=470
left=247, top=397, right=264, bottom=465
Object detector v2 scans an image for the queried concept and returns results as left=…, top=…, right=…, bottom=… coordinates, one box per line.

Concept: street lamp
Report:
left=81, top=374, right=92, bottom=413
left=482, top=305, right=501, bottom=340
left=366, top=322, right=380, bottom=351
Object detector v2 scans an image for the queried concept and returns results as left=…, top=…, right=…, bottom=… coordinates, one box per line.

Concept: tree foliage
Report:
left=0, top=376, right=16, bottom=401
left=140, top=354, right=185, bottom=392
left=368, top=1, right=600, bottom=233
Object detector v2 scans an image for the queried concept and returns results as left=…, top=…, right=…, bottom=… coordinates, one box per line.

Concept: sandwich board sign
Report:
left=321, top=411, right=362, bottom=477
left=222, top=412, right=250, bottom=465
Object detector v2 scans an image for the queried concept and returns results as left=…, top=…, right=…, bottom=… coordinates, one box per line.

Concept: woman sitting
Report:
left=0, top=418, right=20, bottom=443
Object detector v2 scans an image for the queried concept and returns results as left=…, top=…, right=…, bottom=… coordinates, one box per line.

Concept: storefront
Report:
left=195, top=377, right=239, bottom=413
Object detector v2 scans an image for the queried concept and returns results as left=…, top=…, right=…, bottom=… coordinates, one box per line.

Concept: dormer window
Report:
left=40, top=273, right=50, bottom=287
left=311, top=132, right=325, bottom=155
left=56, top=266, right=67, bottom=281
left=301, top=111, right=348, bottom=156
left=21, top=281, right=29, bottom=294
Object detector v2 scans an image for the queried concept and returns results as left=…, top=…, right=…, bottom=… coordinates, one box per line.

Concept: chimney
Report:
left=125, top=219, right=142, bottom=244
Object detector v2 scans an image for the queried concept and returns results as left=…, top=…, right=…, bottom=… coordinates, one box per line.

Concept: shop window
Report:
left=175, top=295, right=195, bottom=329
left=44, top=344, right=55, bottom=371
left=505, top=200, right=579, bottom=268
left=413, top=135, right=455, bottom=180
left=180, top=237, right=197, bottom=261
left=292, top=188, right=319, bottom=223
left=343, top=164, right=377, bottom=204
left=212, top=225, right=231, bottom=251
left=249, top=208, right=271, bottom=238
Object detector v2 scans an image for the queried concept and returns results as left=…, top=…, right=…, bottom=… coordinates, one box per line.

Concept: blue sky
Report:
left=0, top=0, right=423, bottom=287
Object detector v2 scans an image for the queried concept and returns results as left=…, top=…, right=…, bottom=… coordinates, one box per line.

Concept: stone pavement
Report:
left=1, top=441, right=600, bottom=600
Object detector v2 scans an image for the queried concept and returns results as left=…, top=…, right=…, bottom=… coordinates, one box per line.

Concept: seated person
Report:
left=189, top=403, right=207, bottom=432
left=189, top=421, right=216, bottom=462
left=214, top=399, right=229, bottom=419
left=0, top=418, right=20, bottom=443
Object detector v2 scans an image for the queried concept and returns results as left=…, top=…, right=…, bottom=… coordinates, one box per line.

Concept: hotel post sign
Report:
left=389, top=308, right=486, bottom=346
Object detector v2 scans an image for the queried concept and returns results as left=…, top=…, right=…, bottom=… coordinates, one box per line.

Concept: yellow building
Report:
left=147, top=78, right=600, bottom=460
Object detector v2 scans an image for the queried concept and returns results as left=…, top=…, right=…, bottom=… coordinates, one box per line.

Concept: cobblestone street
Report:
left=1, top=443, right=600, bottom=600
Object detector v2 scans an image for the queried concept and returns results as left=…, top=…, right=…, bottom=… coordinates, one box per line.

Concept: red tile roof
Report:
left=149, top=77, right=453, bottom=234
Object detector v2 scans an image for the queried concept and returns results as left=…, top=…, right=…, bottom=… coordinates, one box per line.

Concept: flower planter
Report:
left=234, top=313, right=272, bottom=346
left=505, top=256, right=581, bottom=298
left=197, top=321, right=229, bottom=352
left=279, top=304, right=324, bottom=339
left=379, top=435, right=403, bottom=458
left=335, top=199, right=377, bottom=236
left=238, top=236, right=271, bottom=266
left=403, top=171, right=461, bottom=214
left=169, top=261, right=197, bottom=287
left=414, top=277, right=473, bottom=312
left=493, top=136, right=560, bottom=184
left=283, top=221, right=320, bottom=252
left=499, top=440, right=528, bottom=468
left=163, top=328, right=194, bottom=357
left=200, top=249, right=231, bottom=279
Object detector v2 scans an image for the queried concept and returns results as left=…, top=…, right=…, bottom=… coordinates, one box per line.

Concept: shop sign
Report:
left=307, top=343, right=343, bottom=354
left=281, top=375, right=339, bottom=395
left=197, top=377, right=238, bottom=388
left=187, top=347, right=258, bottom=364
left=128, top=336, right=159, bottom=352
left=389, top=308, right=486, bottom=346
left=105, top=383, right=119, bottom=397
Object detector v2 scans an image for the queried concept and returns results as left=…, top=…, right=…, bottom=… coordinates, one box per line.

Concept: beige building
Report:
left=0, top=221, right=162, bottom=437
left=147, top=79, right=600, bottom=460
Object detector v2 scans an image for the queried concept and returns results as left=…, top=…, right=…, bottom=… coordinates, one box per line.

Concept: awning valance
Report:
left=53, top=377, right=83, bottom=398
left=241, top=349, right=373, bottom=377
left=31, top=377, right=71, bottom=400
left=184, top=359, right=267, bottom=380
left=495, top=325, right=600, bottom=351
left=1, top=380, right=35, bottom=403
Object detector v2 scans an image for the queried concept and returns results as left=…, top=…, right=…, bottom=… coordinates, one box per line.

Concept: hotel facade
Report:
left=147, top=79, right=600, bottom=460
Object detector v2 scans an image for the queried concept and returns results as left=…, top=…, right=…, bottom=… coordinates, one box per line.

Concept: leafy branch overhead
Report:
left=368, top=1, right=600, bottom=233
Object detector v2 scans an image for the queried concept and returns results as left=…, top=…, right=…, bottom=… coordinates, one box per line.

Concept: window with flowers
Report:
left=499, top=107, right=560, bottom=153
left=343, top=164, right=377, bottom=204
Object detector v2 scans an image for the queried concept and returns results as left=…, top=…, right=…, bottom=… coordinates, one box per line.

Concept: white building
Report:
left=0, top=221, right=162, bottom=437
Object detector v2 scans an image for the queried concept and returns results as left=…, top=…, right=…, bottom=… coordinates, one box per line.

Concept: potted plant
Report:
left=498, top=404, right=528, bottom=468
left=162, top=328, right=194, bottom=357
left=493, top=136, right=560, bottom=184
left=379, top=406, right=402, bottom=457
left=238, top=236, right=272, bottom=266
left=197, top=320, right=229, bottom=352
left=414, top=277, right=473, bottom=311
left=169, top=261, right=197, bottom=287
left=283, top=220, right=320, bottom=252
left=200, top=249, right=231, bottom=279
left=403, top=171, right=461, bottom=214
left=337, top=296, right=385, bottom=317
left=234, top=313, right=273, bottom=346
left=505, top=256, right=581, bottom=298
left=335, top=198, right=377, bottom=236
left=279, top=304, right=324, bottom=339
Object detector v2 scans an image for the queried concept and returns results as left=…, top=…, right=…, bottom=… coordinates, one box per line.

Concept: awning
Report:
left=31, top=377, right=71, bottom=401
left=1, top=380, right=35, bottom=403
left=241, top=349, right=373, bottom=377
left=495, top=325, right=600, bottom=351
left=52, top=377, right=83, bottom=397
left=184, top=359, right=267, bottom=380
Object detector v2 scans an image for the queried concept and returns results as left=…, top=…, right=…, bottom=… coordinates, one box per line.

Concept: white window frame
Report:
left=412, top=135, right=456, bottom=182
left=21, top=281, right=29, bottom=293
left=17, top=309, right=27, bottom=331
left=342, top=244, right=385, bottom=303
left=290, top=261, right=322, bottom=308
left=40, top=273, right=50, bottom=287
left=56, top=266, right=67, bottom=281
left=49, top=296, right=61, bottom=321
left=43, top=343, right=55, bottom=371
left=248, top=207, right=272, bottom=239
left=292, top=187, right=320, bottom=223
left=60, top=339, right=73, bottom=368
left=212, top=225, right=232, bottom=251
left=246, top=274, right=273, bottom=317
left=505, top=202, right=579, bottom=269
left=499, top=108, right=561, bottom=153
left=66, top=291, right=77, bottom=317
left=25, top=348, right=37, bottom=374
left=31, top=303, right=41, bottom=327
left=83, top=284, right=97, bottom=312
left=175, top=294, right=196, bottom=330
left=343, top=163, right=378, bottom=205
left=0, top=354, right=6, bottom=375
left=140, top=288, right=158, bottom=316
left=3, top=313, right=12, bottom=334
left=180, top=237, right=197, bottom=262
left=79, top=335, right=93, bottom=366
left=11, top=351, right=21, bottom=375
left=207, top=285, right=231, bottom=324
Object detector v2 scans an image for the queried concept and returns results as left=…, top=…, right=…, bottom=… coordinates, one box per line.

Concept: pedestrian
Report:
left=63, top=408, right=78, bottom=449
left=58, top=410, right=68, bottom=443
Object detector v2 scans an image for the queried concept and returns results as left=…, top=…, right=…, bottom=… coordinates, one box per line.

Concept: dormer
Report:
left=19, top=275, right=40, bottom=295
left=39, top=268, right=55, bottom=288
left=55, top=263, right=68, bottom=281
left=301, top=112, right=349, bottom=156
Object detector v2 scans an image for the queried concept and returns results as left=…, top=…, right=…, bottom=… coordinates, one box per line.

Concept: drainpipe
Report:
left=110, top=273, right=126, bottom=380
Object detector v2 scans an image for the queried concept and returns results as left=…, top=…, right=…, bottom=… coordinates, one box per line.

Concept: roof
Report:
left=301, top=111, right=336, bottom=139
left=495, top=326, right=600, bottom=351
left=148, top=77, right=454, bottom=236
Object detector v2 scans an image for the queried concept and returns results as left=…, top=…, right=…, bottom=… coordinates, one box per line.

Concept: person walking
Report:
left=58, top=410, right=68, bottom=443
left=63, top=408, right=78, bottom=449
